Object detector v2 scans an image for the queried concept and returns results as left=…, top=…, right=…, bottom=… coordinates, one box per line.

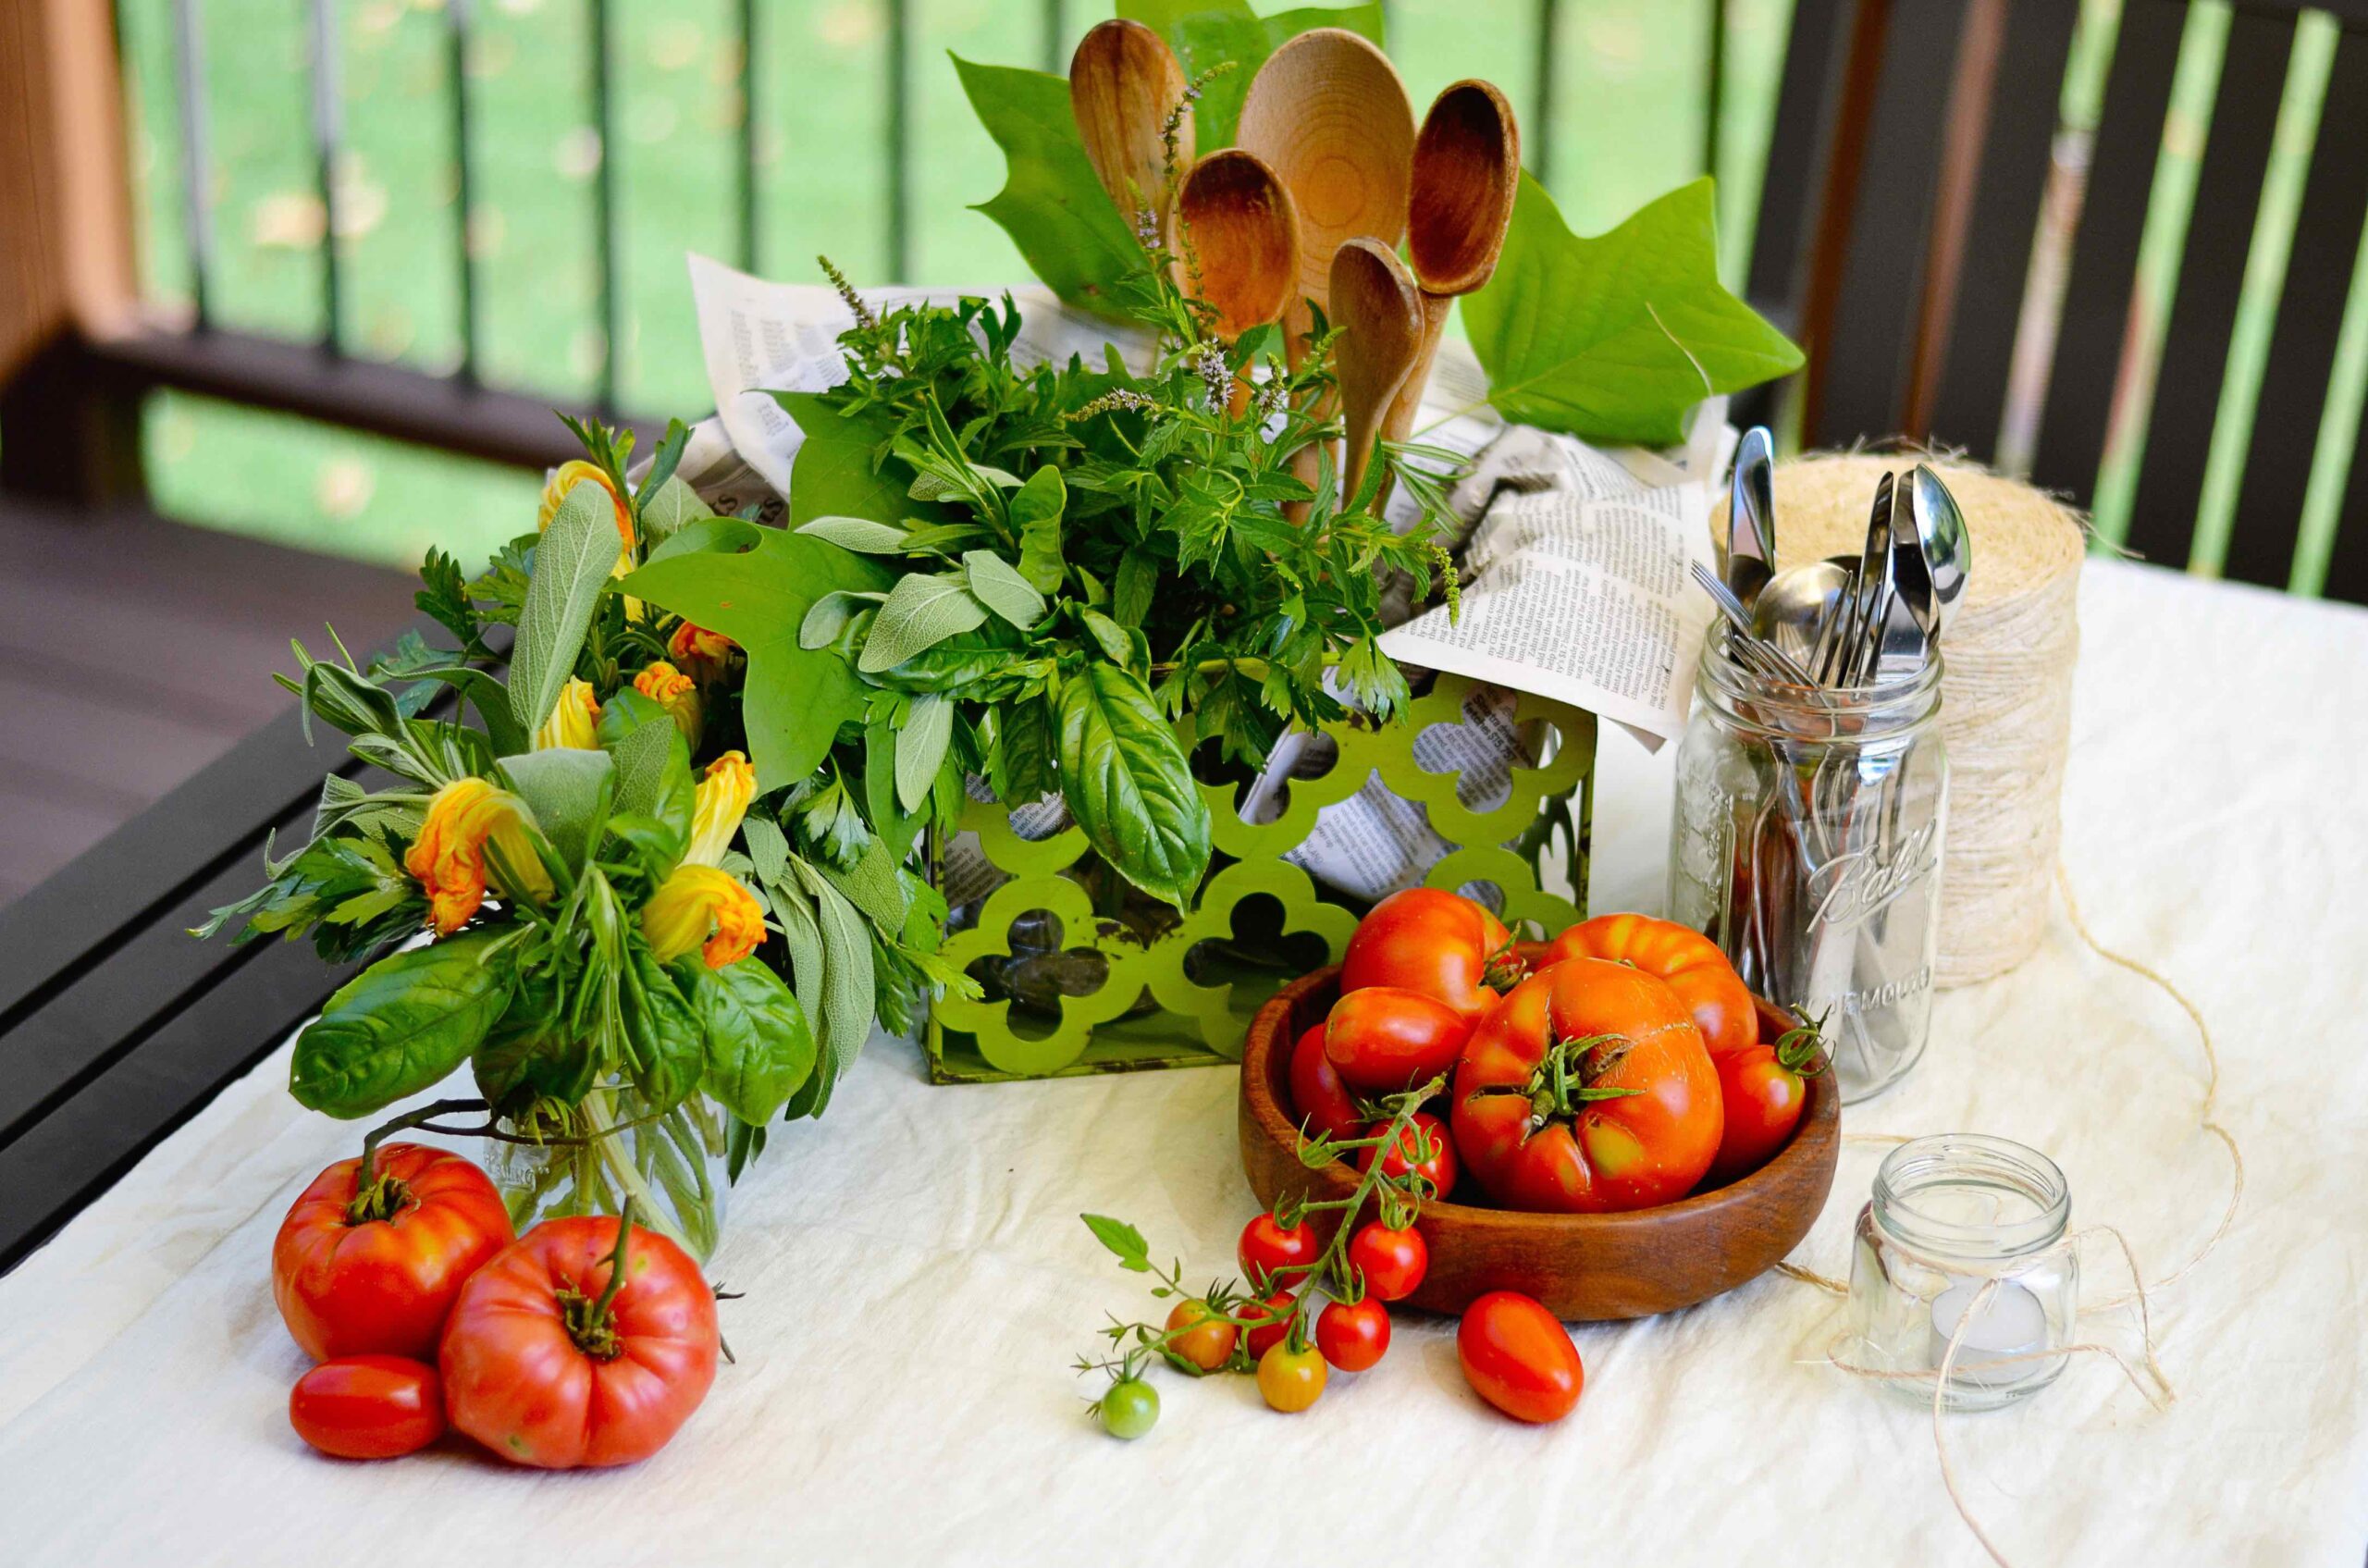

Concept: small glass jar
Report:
left=1847, top=1135, right=2077, bottom=1412
left=1669, top=636, right=1948, bottom=1102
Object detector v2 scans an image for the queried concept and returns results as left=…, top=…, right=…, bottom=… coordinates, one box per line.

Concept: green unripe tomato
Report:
left=1100, top=1377, right=1160, bottom=1439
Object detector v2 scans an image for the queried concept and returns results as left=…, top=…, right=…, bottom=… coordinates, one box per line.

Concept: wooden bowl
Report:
left=1239, top=966, right=1840, bottom=1320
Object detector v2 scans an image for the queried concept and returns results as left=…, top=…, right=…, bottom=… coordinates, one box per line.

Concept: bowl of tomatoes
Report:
left=1237, top=895, right=1839, bottom=1322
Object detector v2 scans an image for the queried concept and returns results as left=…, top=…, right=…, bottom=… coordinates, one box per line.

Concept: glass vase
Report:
left=485, top=1084, right=731, bottom=1263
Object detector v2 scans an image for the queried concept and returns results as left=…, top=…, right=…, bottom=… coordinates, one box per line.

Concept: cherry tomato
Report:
left=1707, top=1023, right=1825, bottom=1184
left=1346, top=1222, right=1428, bottom=1302
left=1315, top=1298, right=1392, bottom=1372
left=1163, top=1298, right=1239, bottom=1373
left=1542, top=913, right=1758, bottom=1057
left=1340, top=887, right=1522, bottom=1024
left=1255, top=1342, right=1328, bottom=1413
left=440, top=1214, right=719, bottom=1469
left=272, top=1142, right=515, bottom=1362
left=1325, top=986, right=1472, bottom=1096
left=1238, top=1211, right=1321, bottom=1290
left=1240, top=1290, right=1298, bottom=1360
left=1356, top=1111, right=1459, bottom=1199
left=1100, top=1377, right=1160, bottom=1440
left=1458, top=1290, right=1584, bottom=1424
left=1451, top=958, right=1722, bottom=1213
left=1288, top=1022, right=1364, bottom=1142
left=288, top=1354, right=445, bottom=1460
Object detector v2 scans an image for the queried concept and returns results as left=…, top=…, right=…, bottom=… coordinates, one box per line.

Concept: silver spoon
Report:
left=1754, top=559, right=1853, bottom=671
left=1909, top=463, right=1971, bottom=644
left=1724, top=426, right=1777, bottom=608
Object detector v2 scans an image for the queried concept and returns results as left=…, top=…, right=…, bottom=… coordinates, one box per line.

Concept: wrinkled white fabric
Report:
left=2, top=560, right=2362, bottom=1567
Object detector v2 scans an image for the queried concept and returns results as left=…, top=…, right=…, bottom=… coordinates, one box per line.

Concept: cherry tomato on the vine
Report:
left=1100, top=1377, right=1159, bottom=1439
left=1288, top=1023, right=1364, bottom=1142
left=288, top=1354, right=445, bottom=1460
left=1458, top=1290, right=1584, bottom=1424
left=1241, top=1290, right=1298, bottom=1360
left=1340, top=887, right=1523, bottom=1024
left=1255, top=1342, right=1328, bottom=1413
left=1163, top=1299, right=1239, bottom=1373
left=1238, top=1212, right=1321, bottom=1290
left=1346, top=1222, right=1428, bottom=1303
left=1315, top=1298, right=1392, bottom=1372
left=1707, top=1024, right=1825, bottom=1184
left=1325, top=986, right=1472, bottom=1096
left=1357, top=1110, right=1459, bottom=1198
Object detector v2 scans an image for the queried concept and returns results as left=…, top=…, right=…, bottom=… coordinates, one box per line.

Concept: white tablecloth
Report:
left=5, top=560, right=2364, bottom=1566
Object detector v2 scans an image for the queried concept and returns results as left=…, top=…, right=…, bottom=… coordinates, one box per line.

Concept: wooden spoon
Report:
left=1171, top=150, right=1301, bottom=414
left=1329, top=238, right=1424, bottom=505
left=1069, top=18, right=1190, bottom=227
left=1385, top=80, right=1521, bottom=448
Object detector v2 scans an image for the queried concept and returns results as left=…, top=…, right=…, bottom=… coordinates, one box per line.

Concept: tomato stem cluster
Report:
left=558, top=1198, right=639, bottom=1362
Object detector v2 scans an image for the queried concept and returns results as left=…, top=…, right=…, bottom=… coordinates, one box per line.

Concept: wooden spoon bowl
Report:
left=1386, top=78, right=1521, bottom=448
left=1328, top=238, right=1424, bottom=500
left=1238, top=966, right=1841, bottom=1321
left=1172, top=150, right=1301, bottom=342
left=1070, top=18, right=1190, bottom=222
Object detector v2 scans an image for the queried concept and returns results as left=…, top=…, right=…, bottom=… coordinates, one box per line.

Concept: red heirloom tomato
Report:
left=1458, top=1290, right=1584, bottom=1424
left=1238, top=1211, right=1322, bottom=1290
left=288, top=1354, right=446, bottom=1460
left=1288, top=1023, right=1365, bottom=1142
left=1241, top=1289, right=1299, bottom=1359
left=1315, top=1298, right=1392, bottom=1372
left=272, top=1142, right=515, bottom=1362
left=1356, top=1110, right=1459, bottom=1198
left=1542, top=913, right=1758, bottom=1058
left=440, top=1213, right=719, bottom=1469
left=1450, top=958, right=1722, bottom=1213
left=1339, top=887, right=1523, bottom=1024
left=1325, top=986, right=1472, bottom=1095
left=1707, top=1023, right=1826, bottom=1184
left=1346, top=1222, right=1428, bottom=1302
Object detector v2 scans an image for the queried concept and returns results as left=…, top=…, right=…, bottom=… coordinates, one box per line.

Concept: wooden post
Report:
left=0, top=0, right=145, bottom=502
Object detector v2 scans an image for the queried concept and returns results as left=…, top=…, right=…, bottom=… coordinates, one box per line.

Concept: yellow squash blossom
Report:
left=404, top=779, right=554, bottom=935
left=685, top=751, right=757, bottom=867
left=667, top=621, right=738, bottom=685
left=634, top=660, right=703, bottom=745
left=643, top=865, right=765, bottom=968
left=533, top=676, right=602, bottom=750
left=537, top=460, right=635, bottom=571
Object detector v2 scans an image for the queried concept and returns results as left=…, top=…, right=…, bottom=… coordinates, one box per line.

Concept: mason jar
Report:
left=1669, top=635, right=1947, bottom=1102
left=1846, top=1135, right=2078, bottom=1412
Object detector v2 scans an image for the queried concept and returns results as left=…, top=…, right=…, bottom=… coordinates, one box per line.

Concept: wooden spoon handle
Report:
left=1382, top=290, right=1454, bottom=451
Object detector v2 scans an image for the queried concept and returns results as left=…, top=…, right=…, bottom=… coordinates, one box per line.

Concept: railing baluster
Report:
left=590, top=0, right=619, bottom=412
left=1042, top=0, right=1063, bottom=74
left=1532, top=0, right=1558, bottom=185
left=887, top=0, right=910, bottom=282
left=307, top=0, right=345, bottom=355
left=170, top=0, right=214, bottom=330
left=739, top=0, right=761, bottom=273
left=448, top=0, right=481, bottom=385
left=1705, top=0, right=1725, bottom=181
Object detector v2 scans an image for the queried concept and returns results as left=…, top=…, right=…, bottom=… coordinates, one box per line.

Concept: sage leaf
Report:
left=895, top=693, right=955, bottom=812
left=602, top=691, right=692, bottom=833
left=1011, top=465, right=1067, bottom=593
left=963, top=549, right=1049, bottom=628
left=647, top=514, right=760, bottom=565
left=1056, top=662, right=1211, bottom=909
left=637, top=475, right=712, bottom=549
left=785, top=857, right=874, bottom=1118
left=797, top=514, right=913, bottom=553
left=858, top=573, right=990, bottom=673
left=498, top=748, right=613, bottom=870
left=507, top=481, right=621, bottom=736
left=693, top=959, right=817, bottom=1125
left=741, top=812, right=792, bottom=888
left=820, top=835, right=910, bottom=931
left=799, top=589, right=882, bottom=650
left=291, top=932, right=514, bottom=1117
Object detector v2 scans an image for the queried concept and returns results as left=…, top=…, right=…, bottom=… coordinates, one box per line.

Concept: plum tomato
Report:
left=272, top=1142, right=514, bottom=1362
left=288, top=1354, right=445, bottom=1460
left=1707, top=1023, right=1825, bottom=1184
left=1238, top=1211, right=1321, bottom=1290
left=1356, top=1110, right=1459, bottom=1199
left=1324, top=986, right=1472, bottom=1096
left=1100, top=1377, right=1160, bottom=1440
left=1458, top=1290, right=1584, bottom=1424
left=1288, top=1022, right=1365, bottom=1142
left=1314, top=1298, right=1392, bottom=1372
left=1542, top=913, right=1758, bottom=1057
left=1346, top=1222, right=1428, bottom=1303
left=1339, top=887, right=1523, bottom=1024
left=1241, top=1289, right=1298, bottom=1360
left=1255, top=1342, right=1328, bottom=1413
left=1163, top=1299, right=1240, bottom=1373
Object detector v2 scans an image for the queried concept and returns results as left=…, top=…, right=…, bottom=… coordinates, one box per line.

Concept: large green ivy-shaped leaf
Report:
left=1462, top=174, right=1803, bottom=447
left=1118, top=1, right=1385, bottom=148
left=621, top=530, right=891, bottom=789
left=954, top=55, right=1142, bottom=318
left=768, top=392, right=908, bottom=527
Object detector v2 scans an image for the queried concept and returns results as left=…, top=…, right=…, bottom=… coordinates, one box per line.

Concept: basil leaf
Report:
left=1011, top=465, right=1067, bottom=592
left=474, top=969, right=595, bottom=1111
left=290, top=932, right=515, bottom=1117
left=896, top=693, right=955, bottom=813
left=1113, top=547, right=1156, bottom=627
left=858, top=573, right=990, bottom=673
left=623, top=947, right=702, bottom=1112
left=1079, top=607, right=1136, bottom=669
left=507, top=482, right=621, bottom=736
left=693, top=959, right=817, bottom=1125
left=963, top=549, right=1049, bottom=629
left=1055, top=662, right=1211, bottom=909
left=797, top=514, right=913, bottom=553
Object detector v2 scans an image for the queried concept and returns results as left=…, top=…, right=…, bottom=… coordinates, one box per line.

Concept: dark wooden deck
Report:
left=0, top=501, right=420, bottom=906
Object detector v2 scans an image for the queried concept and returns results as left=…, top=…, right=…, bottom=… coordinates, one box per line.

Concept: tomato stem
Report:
left=345, top=1096, right=485, bottom=1225
left=561, top=1198, right=638, bottom=1361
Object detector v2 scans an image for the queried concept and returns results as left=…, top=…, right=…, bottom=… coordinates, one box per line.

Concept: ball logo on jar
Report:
left=1807, top=819, right=1941, bottom=930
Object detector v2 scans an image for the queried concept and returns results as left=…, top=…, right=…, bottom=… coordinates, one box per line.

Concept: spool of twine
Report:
left=1710, top=452, right=2084, bottom=987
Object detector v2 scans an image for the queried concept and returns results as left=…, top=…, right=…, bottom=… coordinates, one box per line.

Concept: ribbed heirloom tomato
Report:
left=1450, top=957, right=1723, bottom=1212
left=440, top=1212, right=719, bottom=1469
left=1339, top=887, right=1523, bottom=1024
left=272, top=1142, right=514, bottom=1362
left=1543, top=913, right=1758, bottom=1057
